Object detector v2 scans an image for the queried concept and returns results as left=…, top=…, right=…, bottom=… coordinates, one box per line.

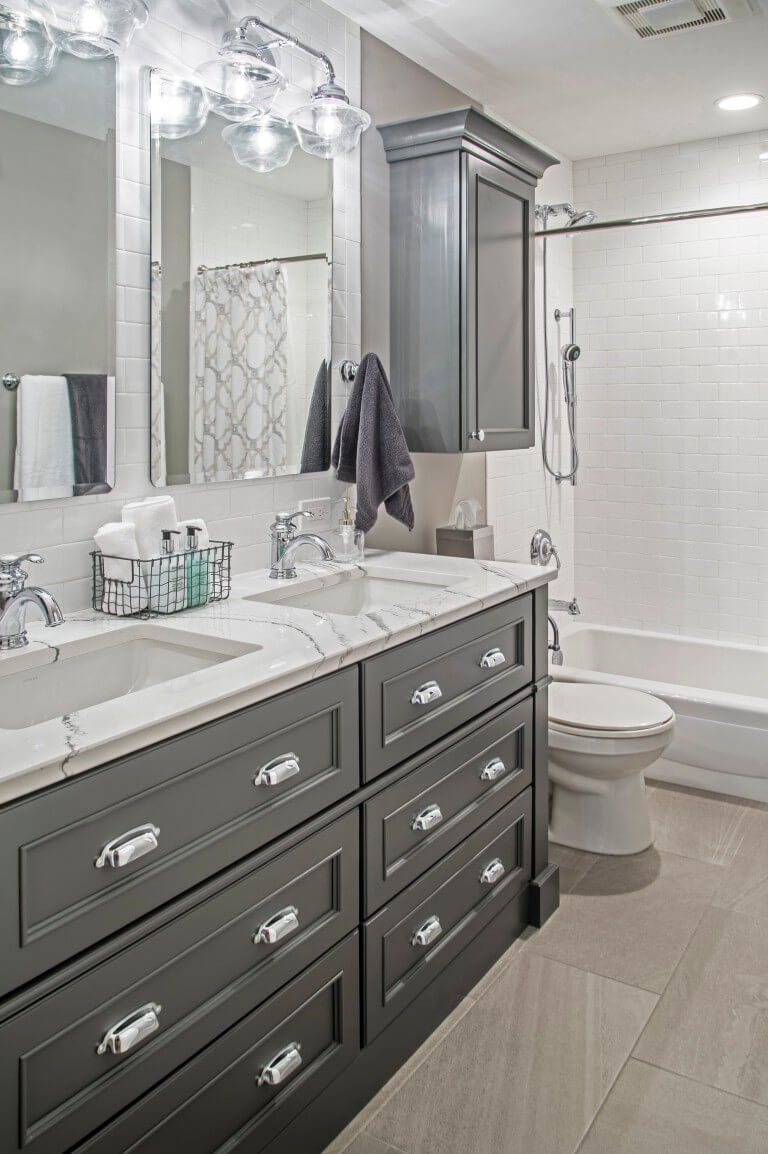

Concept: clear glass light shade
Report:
left=0, top=12, right=57, bottom=84
left=290, top=88, right=371, bottom=159
left=29, top=0, right=148, bottom=59
left=222, top=116, right=298, bottom=173
left=151, top=72, right=209, bottom=140
left=196, top=49, right=284, bottom=122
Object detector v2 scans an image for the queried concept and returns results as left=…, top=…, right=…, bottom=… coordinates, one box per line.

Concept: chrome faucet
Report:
left=548, top=614, right=563, bottom=666
left=0, top=553, right=64, bottom=650
left=270, top=534, right=335, bottom=580
left=269, top=510, right=316, bottom=571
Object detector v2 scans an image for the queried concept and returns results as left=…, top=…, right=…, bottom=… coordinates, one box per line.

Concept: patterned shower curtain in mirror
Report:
left=190, top=261, right=288, bottom=482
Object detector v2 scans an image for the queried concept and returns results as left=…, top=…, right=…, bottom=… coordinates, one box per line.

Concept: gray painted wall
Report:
left=361, top=33, right=487, bottom=555
left=0, top=109, right=112, bottom=501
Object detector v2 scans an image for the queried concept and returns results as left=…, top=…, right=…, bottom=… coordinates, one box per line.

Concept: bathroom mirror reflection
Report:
left=150, top=74, right=333, bottom=487
left=0, top=54, right=116, bottom=504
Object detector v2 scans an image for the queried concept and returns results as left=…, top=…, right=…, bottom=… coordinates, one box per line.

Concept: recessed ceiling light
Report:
left=716, top=93, right=763, bottom=112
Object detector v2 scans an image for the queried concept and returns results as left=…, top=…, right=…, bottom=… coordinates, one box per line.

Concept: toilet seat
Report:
left=549, top=683, right=673, bottom=740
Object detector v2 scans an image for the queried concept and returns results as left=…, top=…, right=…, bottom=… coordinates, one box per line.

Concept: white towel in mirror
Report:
left=13, top=375, right=75, bottom=502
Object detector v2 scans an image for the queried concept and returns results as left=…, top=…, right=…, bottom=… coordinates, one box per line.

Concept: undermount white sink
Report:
left=245, top=567, right=458, bottom=617
left=0, top=626, right=259, bottom=730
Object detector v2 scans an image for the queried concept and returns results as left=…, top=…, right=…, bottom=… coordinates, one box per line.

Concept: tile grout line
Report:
left=630, top=1054, right=768, bottom=1113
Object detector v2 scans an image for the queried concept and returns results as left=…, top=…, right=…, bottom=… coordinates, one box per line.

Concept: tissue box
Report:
left=436, top=525, right=495, bottom=560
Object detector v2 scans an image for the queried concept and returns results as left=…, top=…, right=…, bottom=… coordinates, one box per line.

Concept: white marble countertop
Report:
left=0, top=551, right=556, bottom=805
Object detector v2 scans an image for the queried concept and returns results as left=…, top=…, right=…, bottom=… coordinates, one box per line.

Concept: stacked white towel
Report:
left=178, top=517, right=211, bottom=551
left=121, top=495, right=178, bottom=559
left=13, top=375, right=75, bottom=502
left=93, top=522, right=147, bottom=615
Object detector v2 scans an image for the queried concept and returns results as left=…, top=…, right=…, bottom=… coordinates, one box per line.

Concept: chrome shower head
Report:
left=563, top=343, right=581, bottom=364
left=535, top=203, right=597, bottom=230
left=568, top=209, right=596, bottom=227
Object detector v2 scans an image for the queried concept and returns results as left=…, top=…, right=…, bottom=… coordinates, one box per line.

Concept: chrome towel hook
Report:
left=2, top=373, right=20, bottom=391
left=339, top=360, right=359, bottom=384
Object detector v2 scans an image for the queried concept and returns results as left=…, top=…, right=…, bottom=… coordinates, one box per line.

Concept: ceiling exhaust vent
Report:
left=594, top=0, right=767, bottom=38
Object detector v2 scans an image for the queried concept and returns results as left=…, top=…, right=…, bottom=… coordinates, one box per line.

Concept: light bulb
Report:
left=315, top=110, right=342, bottom=139
left=250, top=126, right=276, bottom=154
left=224, top=68, right=253, bottom=104
left=4, top=29, right=39, bottom=63
left=74, top=1, right=107, bottom=36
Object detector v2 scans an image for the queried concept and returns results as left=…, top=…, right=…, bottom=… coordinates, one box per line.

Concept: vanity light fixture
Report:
left=30, top=0, right=148, bottom=58
left=290, top=81, right=371, bottom=160
left=716, top=92, right=763, bottom=111
left=195, top=42, right=284, bottom=122
left=759, top=149, right=768, bottom=161
left=150, top=71, right=209, bottom=140
left=0, top=11, right=57, bottom=84
left=222, top=114, right=299, bottom=173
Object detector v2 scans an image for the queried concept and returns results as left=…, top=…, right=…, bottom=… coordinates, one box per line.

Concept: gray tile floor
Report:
left=323, top=781, right=768, bottom=1154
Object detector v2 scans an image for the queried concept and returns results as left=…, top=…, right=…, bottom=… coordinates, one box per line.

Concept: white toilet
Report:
left=548, top=682, right=675, bottom=856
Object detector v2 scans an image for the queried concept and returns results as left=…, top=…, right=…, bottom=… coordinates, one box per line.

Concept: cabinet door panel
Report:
left=466, top=156, right=534, bottom=451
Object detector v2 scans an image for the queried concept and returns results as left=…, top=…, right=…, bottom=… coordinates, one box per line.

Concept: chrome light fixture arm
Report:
left=228, top=15, right=337, bottom=87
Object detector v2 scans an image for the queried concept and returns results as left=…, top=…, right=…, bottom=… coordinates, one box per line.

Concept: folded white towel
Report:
left=13, top=375, right=75, bottom=502
left=178, top=517, right=211, bottom=551
left=94, top=522, right=148, bottom=615
left=122, top=495, right=178, bottom=559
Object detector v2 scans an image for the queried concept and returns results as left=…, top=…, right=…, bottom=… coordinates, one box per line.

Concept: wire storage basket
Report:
left=91, top=541, right=233, bottom=618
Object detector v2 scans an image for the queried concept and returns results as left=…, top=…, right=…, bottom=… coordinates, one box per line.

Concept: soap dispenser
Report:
left=184, top=525, right=208, bottom=607
left=151, top=529, right=185, bottom=612
left=336, top=496, right=364, bottom=561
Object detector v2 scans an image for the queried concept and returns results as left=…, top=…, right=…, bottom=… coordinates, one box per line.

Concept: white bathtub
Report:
left=551, top=620, right=768, bottom=803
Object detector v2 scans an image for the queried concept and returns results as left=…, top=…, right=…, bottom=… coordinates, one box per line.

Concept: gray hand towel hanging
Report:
left=332, top=353, right=415, bottom=533
left=300, top=359, right=330, bottom=473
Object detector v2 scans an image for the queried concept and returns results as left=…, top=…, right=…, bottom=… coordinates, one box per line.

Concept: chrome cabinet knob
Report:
left=410, top=681, right=443, bottom=707
left=480, top=858, right=506, bottom=887
left=470, top=430, right=485, bottom=443
left=411, top=804, right=444, bottom=833
left=411, top=915, right=443, bottom=948
left=480, top=647, right=506, bottom=670
left=254, top=906, right=300, bottom=945
left=95, top=824, right=160, bottom=870
left=96, top=1003, right=161, bottom=1056
left=254, top=753, right=301, bottom=787
left=257, top=1043, right=302, bottom=1087
left=480, top=757, right=506, bottom=782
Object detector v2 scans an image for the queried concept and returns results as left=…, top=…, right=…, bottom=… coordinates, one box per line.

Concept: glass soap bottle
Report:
left=184, top=525, right=209, bottom=607
left=336, top=496, right=364, bottom=561
left=152, top=529, right=185, bottom=613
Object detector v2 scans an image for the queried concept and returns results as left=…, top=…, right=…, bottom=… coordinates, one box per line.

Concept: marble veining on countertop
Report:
left=0, top=551, right=556, bottom=805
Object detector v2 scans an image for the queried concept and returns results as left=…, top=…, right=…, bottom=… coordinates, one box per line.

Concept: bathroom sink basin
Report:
left=246, top=567, right=458, bottom=617
left=0, top=626, right=258, bottom=730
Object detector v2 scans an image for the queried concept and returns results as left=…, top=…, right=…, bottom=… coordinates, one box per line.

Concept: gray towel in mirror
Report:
left=332, top=353, right=414, bottom=533
left=300, top=359, right=330, bottom=473
left=65, top=374, right=109, bottom=495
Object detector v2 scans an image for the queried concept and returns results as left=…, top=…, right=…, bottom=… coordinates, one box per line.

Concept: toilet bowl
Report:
left=548, top=682, right=675, bottom=856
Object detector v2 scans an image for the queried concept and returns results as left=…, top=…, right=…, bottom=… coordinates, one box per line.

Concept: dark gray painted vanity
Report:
left=0, top=584, right=556, bottom=1154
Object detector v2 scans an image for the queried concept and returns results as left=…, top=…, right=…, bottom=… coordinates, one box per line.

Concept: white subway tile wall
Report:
left=487, top=161, right=577, bottom=598
left=1, top=0, right=361, bottom=612
left=572, top=131, right=768, bottom=644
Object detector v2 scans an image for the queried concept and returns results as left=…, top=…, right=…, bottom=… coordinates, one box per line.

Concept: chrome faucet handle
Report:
left=271, top=510, right=315, bottom=530
left=0, top=553, right=43, bottom=593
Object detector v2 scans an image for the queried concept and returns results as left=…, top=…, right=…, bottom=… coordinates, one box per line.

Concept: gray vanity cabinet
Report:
left=380, top=107, right=558, bottom=453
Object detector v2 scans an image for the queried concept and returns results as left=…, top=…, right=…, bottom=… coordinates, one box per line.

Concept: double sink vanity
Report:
left=0, top=550, right=557, bottom=1154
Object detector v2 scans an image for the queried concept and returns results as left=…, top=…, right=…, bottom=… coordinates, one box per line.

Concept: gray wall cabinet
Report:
left=381, top=107, right=558, bottom=453
left=0, top=590, right=556, bottom=1154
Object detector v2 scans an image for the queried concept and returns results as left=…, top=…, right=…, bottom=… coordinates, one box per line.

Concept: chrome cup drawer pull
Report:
left=96, top=1003, right=161, bottom=1056
left=411, top=915, right=443, bottom=948
left=254, top=906, right=300, bottom=946
left=480, top=858, right=506, bottom=887
left=411, top=804, right=444, bottom=833
left=480, top=647, right=506, bottom=670
left=254, top=752, right=300, bottom=787
left=257, top=1043, right=302, bottom=1087
left=410, top=681, right=443, bottom=707
left=480, top=757, right=507, bottom=782
left=95, top=824, right=160, bottom=870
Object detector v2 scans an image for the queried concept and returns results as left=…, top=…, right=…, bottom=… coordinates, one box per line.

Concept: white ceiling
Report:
left=326, top=0, right=768, bottom=158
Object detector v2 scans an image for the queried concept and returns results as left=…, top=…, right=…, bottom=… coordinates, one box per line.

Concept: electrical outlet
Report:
left=299, top=498, right=331, bottom=530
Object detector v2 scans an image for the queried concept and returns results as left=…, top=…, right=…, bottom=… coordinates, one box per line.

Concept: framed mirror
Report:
left=150, top=72, right=333, bottom=487
left=0, top=54, right=116, bottom=504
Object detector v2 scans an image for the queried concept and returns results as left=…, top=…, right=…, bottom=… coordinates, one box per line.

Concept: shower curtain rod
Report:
left=534, top=199, right=768, bottom=237
left=197, top=252, right=329, bottom=274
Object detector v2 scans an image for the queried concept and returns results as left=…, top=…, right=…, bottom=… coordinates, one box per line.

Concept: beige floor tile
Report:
left=548, top=842, right=599, bottom=894
left=527, top=847, right=724, bottom=993
left=366, top=952, right=656, bottom=1154
left=320, top=996, right=476, bottom=1154
left=647, top=784, right=754, bottom=866
left=577, top=1059, right=768, bottom=1154
left=341, top=1137, right=407, bottom=1154
left=466, top=926, right=535, bottom=999
left=635, top=906, right=768, bottom=1106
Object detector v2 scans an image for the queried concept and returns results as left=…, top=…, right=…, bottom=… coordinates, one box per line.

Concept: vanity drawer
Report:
left=0, top=667, right=359, bottom=996
left=74, top=934, right=360, bottom=1154
left=362, top=596, right=533, bottom=779
left=0, top=813, right=358, bottom=1154
left=364, top=791, right=531, bottom=1042
left=364, top=695, right=533, bottom=914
